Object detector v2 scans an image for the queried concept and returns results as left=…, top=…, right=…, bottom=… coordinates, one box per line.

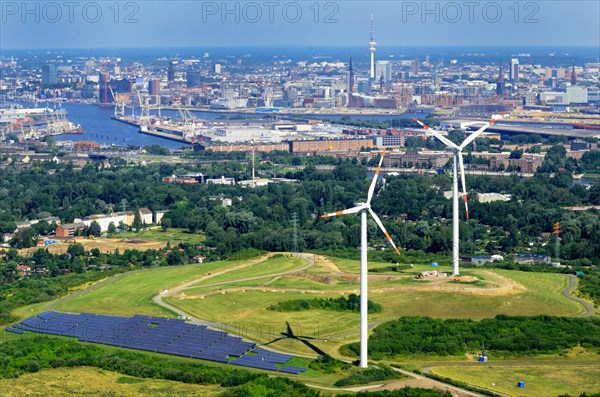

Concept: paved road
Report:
left=563, top=274, right=596, bottom=317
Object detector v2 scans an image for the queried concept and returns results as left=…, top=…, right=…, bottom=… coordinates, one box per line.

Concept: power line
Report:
left=292, top=212, right=298, bottom=254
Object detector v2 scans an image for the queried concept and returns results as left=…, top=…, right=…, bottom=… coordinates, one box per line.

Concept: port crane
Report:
left=109, top=85, right=127, bottom=119
left=175, top=104, right=198, bottom=140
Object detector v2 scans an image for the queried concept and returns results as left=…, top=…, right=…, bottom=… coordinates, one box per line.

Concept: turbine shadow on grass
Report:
left=263, top=321, right=329, bottom=357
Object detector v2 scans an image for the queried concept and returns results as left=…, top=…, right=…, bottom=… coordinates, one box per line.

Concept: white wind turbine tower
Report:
left=412, top=115, right=502, bottom=276
left=321, top=149, right=400, bottom=368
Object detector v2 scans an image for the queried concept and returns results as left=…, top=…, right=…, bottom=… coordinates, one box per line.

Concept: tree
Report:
left=579, top=150, right=600, bottom=173
left=509, top=149, right=523, bottom=159
left=10, top=227, right=37, bottom=249
left=133, top=210, right=143, bottom=232
left=161, top=217, right=172, bottom=232
left=166, top=249, right=185, bottom=265
left=88, top=221, right=101, bottom=237
left=107, top=222, right=117, bottom=234
left=67, top=243, right=85, bottom=257
left=143, top=144, right=170, bottom=156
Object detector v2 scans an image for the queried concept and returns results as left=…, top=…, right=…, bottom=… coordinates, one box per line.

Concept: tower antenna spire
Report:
left=369, top=14, right=376, bottom=80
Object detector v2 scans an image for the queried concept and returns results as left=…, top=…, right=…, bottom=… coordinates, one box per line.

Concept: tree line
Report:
left=0, top=146, right=598, bottom=304
left=341, top=315, right=600, bottom=359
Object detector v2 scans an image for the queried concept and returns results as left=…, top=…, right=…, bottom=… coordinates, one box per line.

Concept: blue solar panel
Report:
left=15, top=312, right=306, bottom=373
left=278, top=366, right=306, bottom=374
left=37, top=312, right=59, bottom=320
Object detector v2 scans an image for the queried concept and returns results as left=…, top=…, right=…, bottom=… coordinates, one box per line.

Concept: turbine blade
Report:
left=412, top=117, right=428, bottom=129
left=321, top=205, right=364, bottom=218
left=459, top=124, right=489, bottom=149
left=459, top=113, right=504, bottom=149
left=367, top=148, right=387, bottom=204
left=412, top=118, right=459, bottom=149
left=368, top=208, right=401, bottom=256
left=429, top=129, right=460, bottom=150
left=458, top=151, right=469, bottom=220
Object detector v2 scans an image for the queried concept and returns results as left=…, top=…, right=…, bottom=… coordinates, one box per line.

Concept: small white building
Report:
left=139, top=208, right=153, bottom=225
left=154, top=210, right=167, bottom=225
left=206, top=176, right=235, bottom=186
left=566, top=86, right=588, bottom=104
left=76, top=213, right=128, bottom=233
left=477, top=193, right=512, bottom=203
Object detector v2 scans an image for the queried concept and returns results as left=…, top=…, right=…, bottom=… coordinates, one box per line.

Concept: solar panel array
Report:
left=9, top=312, right=305, bottom=374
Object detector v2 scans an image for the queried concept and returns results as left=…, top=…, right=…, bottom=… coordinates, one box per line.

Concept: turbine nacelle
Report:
left=320, top=148, right=400, bottom=256
left=413, top=114, right=504, bottom=220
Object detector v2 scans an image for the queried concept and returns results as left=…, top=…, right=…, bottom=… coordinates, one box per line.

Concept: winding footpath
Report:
left=152, top=253, right=315, bottom=332
left=45, top=256, right=596, bottom=396
left=563, top=274, right=595, bottom=317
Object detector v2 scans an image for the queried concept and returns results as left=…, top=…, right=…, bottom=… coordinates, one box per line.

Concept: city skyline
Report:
left=1, top=1, right=599, bottom=50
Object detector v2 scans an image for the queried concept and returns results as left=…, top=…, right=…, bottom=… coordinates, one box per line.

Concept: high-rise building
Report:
left=545, top=67, right=565, bottom=79
left=42, top=64, right=57, bottom=85
left=411, top=59, right=420, bottom=75
left=186, top=71, right=202, bottom=88
left=375, top=61, right=392, bottom=84
left=167, top=61, right=176, bottom=82
left=99, top=72, right=110, bottom=103
left=510, top=58, right=519, bottom=82
left=148, top=79, right=161, bottom=96
left=496, top=63, right=505, bottom=96
left=348, top=57, right=354, bottom=93
left=98, top=74, right=130, bottom=104
left=214, top=64, right=222, bottom=74
left=570, top=62, right=577, bottom=86
left=357, top=80, right=370, bottom=95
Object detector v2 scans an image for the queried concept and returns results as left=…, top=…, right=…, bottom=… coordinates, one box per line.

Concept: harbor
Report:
left=0, top=106, right=83, bottom=141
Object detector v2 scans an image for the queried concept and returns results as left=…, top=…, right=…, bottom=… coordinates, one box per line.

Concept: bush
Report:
left=267, top=294, right=382, bottom=313
left=334, top=365, right=404, bottom=387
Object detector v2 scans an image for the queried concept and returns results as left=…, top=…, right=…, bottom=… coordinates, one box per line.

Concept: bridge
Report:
left=487, top=124, right=597, bottom=139
left=313, top=165, right=534, bottom=178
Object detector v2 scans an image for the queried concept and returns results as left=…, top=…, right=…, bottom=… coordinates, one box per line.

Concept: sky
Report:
left=1, top=1, right=599, bottom=50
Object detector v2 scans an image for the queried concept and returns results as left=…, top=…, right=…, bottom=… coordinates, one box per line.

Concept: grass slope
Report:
left=0, top=367, right=223, bottom=397
left=47, top=254, right=584, bottom=359
left=55, top=261, right=238, bottom=317
left=116, top=227, right=205, bottom=244
left=431, top=365, right=600, bottom=397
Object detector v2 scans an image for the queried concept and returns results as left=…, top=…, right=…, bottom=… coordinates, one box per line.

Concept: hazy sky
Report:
left=1, top=1, right=599, bottom=49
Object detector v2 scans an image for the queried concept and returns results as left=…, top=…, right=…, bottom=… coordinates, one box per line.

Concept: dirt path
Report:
left=152, top=253, right=315, bottom=331
left=176, top=268, right=527, bottom=301
left=44, top=253, right=586, bottom=397
left=307, top=366, right=489, bottom=396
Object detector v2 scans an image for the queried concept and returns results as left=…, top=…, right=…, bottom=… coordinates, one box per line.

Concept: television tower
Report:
left=369, top=14, right=376, bottom=80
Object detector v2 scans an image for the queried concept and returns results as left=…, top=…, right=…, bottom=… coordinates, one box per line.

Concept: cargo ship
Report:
left=572, top=123, right=600, bottom=131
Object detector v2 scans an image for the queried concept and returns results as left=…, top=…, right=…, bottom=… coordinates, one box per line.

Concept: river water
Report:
left=49, top=103, right=427, bottom=149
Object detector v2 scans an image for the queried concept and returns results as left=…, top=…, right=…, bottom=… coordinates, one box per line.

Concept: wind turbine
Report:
left=412, top=115, right=502, bottom=276
left=321, top=148, right=400, bottom=368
